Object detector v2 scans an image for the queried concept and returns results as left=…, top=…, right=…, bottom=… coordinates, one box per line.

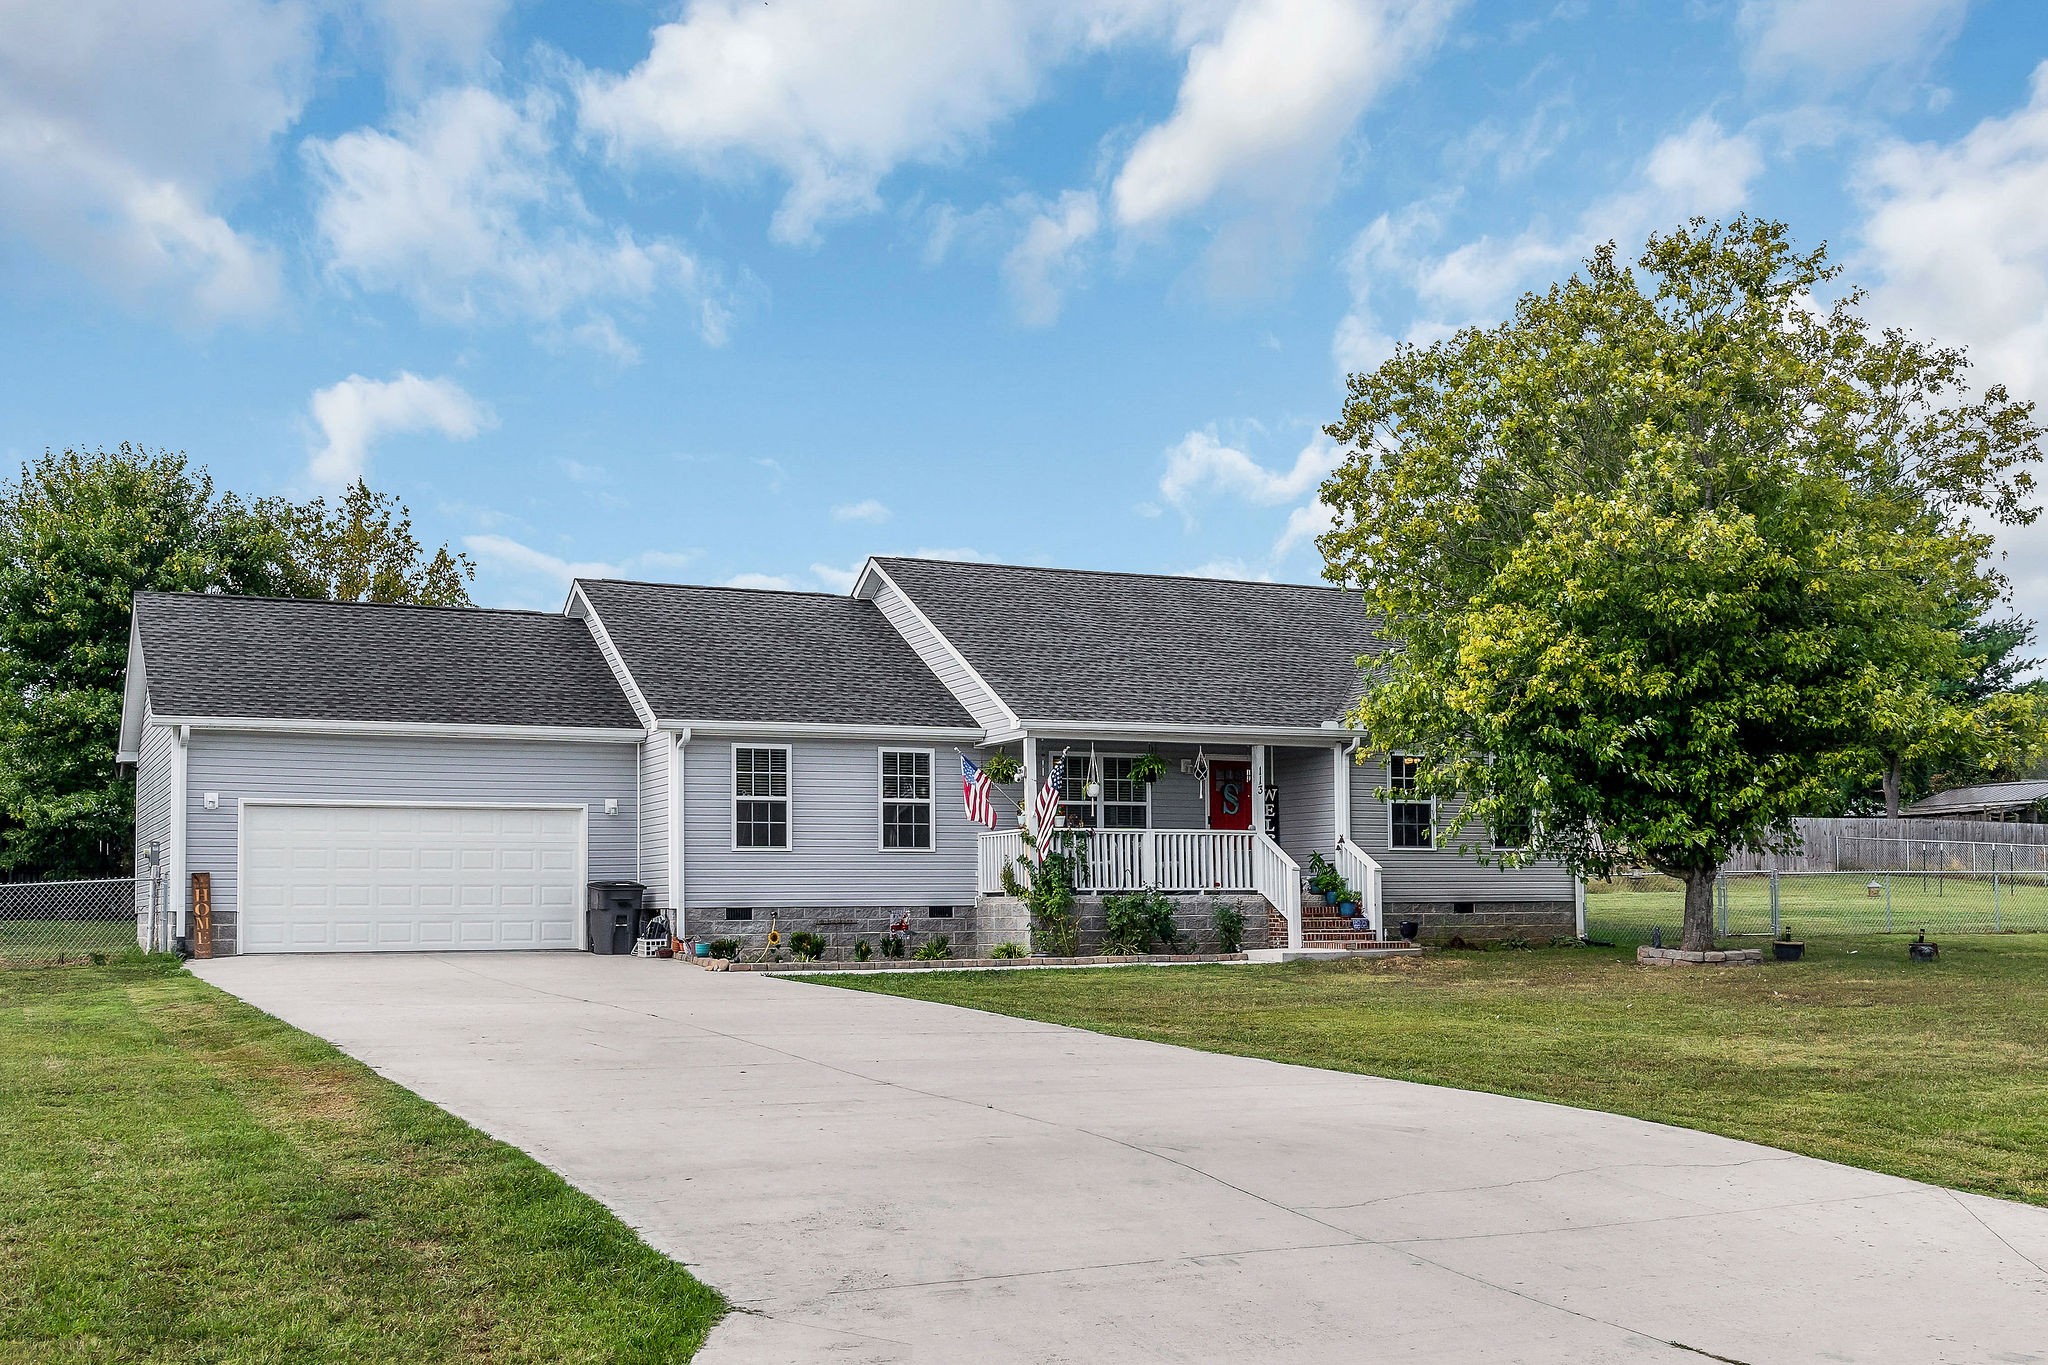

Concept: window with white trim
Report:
left=1098, top=756, right=1148, bottom=829
left=1057, top=755, right=1097, bottom=829
left=1492, top=808, right=1533, bottom=851
left=733, top=746, right=790, bottom=849
left=1389, top=754, right=1434, bottom=850
left=880, top=749, right=934, bottom=850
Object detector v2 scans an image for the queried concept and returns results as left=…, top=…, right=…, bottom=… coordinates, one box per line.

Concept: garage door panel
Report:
left=240, top=803, right=585, bottom=954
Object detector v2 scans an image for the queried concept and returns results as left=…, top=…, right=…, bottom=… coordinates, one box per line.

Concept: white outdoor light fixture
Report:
left=604, top=798, right=619, bottom=816
left=203, top=791, right=219, bottom=810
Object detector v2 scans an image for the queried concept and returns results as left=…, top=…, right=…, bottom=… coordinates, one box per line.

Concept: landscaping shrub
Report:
left=853, top=939, right=874, bottom=961
left=1104, top=890, right=1178, bottom=954
left=991, top=942, right=1026, bottom=959
left=912, top=935, right=951, bottom=960
left=707, top=938, right=740, bottom=960
left=788, top=931, right=826, bottom=961
left=1212, top=902, right=1246, bottom=953
left=1026, top=838, right=1080, bottom=957
left=880, top=936, right=906, bottom=959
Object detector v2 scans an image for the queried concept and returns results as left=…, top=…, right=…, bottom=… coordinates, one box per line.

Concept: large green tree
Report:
left=1320, top=219, right=2042, bottom=951
left=0, top=447, right=475, bottom=878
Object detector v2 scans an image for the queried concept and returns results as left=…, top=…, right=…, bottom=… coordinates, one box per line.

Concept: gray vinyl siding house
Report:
left=119, top=556, right=1580, bottom=958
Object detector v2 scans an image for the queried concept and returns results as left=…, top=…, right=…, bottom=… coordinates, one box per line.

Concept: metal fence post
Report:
left=1715, top=872, right=1728, bottom=936
left=1769, top=869, right=1780, bottom=937
left=1994, top=869, right=2001, bottom=932
left=1884, top=872, right=1892, bottom=933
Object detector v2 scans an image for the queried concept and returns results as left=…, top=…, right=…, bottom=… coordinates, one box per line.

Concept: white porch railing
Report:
left=976, top=827, right=1303, bottom=946
left=1334, top=835, right=1384, bottom=937
left=1253, top=831, right=1302, bottom=949
left=977, top=829, right=1027, bottom=893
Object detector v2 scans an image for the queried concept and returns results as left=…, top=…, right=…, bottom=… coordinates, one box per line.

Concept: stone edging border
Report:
left=1637, top=946, right=1764, bottom=966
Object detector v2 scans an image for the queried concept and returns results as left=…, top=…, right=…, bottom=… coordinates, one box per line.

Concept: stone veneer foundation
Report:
left=1637, top=946, right=1764, bottom=966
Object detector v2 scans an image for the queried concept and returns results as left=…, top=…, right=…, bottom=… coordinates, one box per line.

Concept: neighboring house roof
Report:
left=573, top=578, right=976, bottom=728
left=1903, top=779, right=2048, bottom=818
left=132, top=592, right=641, bottom=729
left=871, top=557, right=1380, bottom=728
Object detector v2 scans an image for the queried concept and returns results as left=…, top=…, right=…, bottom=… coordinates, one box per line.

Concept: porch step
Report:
left=1267, top=907, right=1401, bottom=952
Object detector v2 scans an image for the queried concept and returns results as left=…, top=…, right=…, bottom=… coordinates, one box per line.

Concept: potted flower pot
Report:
left=1772, top=939, right=1804, bottom=962
left=1338, top=901, right=1359, bottom=918
left=1322, top=890, right=1339, bottom=906
left=1398, top=919, right=1420, bottom=942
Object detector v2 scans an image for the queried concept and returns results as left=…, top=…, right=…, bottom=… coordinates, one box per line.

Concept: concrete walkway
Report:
left=192, top=953, right=2048, bottom=1364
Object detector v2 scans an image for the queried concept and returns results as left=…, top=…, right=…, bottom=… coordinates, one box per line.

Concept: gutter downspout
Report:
left=671, top=728, right=689, bottom=942
left=172, top=725, right=190, bottom=950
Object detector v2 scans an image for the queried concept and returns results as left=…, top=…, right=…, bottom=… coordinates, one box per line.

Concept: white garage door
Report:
left=240, top=803, right=585, bottom=953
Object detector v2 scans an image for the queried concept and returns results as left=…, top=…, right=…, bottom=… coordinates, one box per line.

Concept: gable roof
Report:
left=573, top=578, right=976, bottom=729
left=870, top=557, right=1380, bottom=728
left=132, top=592, right=640, bottom=730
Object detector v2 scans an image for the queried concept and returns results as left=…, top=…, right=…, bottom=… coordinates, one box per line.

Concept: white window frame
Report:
left=731, top=743, right=793, bottom=852
left=1491, top=809, right=1534, bottom=852
left=1387, top=752, right=1436, bottom=851
left=1052, top=751, right=1153, bottom=830
left=877, top=747, right=936, bottom=853
left=1095, top=753, right=1152, bottom=831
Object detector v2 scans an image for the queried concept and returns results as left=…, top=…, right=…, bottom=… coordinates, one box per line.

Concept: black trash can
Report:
left=586, top=881, right=645, bottom=954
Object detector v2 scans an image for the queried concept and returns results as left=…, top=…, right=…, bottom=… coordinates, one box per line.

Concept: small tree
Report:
left=1320, top=219, right=2041, bottom=951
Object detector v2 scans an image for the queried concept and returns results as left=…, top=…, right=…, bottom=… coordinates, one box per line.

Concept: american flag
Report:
left=960, top=756, right=998, bottom=830
left=1034, top=756, right=1065, bottom=854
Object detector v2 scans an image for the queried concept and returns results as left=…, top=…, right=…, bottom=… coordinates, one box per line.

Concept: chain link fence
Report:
left=1, top=877, right=149, bottom=966
left=1585, top=868, right=2048, bottom=946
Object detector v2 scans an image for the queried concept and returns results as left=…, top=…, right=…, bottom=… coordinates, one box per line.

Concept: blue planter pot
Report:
left=1339, top=902, right=1359, bottom=918
left=1322, top=891, right=1339, bottom=905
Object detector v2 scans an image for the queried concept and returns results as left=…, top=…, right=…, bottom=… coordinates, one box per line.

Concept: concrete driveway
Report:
left=191, top=953, right=2048, bottom=1364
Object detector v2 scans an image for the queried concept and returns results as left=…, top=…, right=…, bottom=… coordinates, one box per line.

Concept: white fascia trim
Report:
left=855, top=560, right=1021, bottom=730
left=655, top=718, right=983, bottom=742
left=566, top=582, right=659, bottom=729
left=989, top=721, right=1364, bottom=746
left=154, top=715, right=646, bottom=744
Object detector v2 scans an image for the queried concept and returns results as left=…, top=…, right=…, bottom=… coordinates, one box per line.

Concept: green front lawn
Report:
left=0, top=919, right=137, bottom=963
left=0, top=959, right=722, bottom=1363
left=821, top=936, right=2048, bottom=1205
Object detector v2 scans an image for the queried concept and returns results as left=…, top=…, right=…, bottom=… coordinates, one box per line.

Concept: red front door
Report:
left=1208, top=762, right=1252, bottom=830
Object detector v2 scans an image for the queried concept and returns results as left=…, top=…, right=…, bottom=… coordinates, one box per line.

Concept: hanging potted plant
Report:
left=979, top=751, right=1022, bottom=784
left=1129, top=749, right=1168, bottom=785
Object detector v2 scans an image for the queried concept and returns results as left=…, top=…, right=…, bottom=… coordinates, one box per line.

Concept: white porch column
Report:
left=1332, top=742, right=1351, bottom=845
left=1021, top=735, right=1039, bottom=840
left=1250, top=744, right=1266, bottom=835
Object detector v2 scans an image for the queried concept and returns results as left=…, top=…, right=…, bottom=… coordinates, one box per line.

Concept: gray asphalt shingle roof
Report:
left=872, top=557, right=1381, bottom=727
left=575, top=578, right=975, bottom=728
left=134, top=592, right=641, bottom=729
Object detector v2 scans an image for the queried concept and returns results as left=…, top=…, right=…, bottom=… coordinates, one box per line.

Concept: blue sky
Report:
left=4, top=0, right=2047, bottom=620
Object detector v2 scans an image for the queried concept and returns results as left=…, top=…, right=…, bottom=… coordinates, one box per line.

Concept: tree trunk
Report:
left=1681, top=866, right=1718, bottom=953
left=1884, top=761, right=1901, bottom=821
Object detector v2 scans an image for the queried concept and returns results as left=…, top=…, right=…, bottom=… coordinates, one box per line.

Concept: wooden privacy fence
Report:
left=1722, top=817, right=2048, bottom=873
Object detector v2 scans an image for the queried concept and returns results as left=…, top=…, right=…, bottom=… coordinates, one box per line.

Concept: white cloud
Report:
left=577, top=0, right=1068, bottom=245
left=725, top=572, right=804, bottom=591
left=1856, top=62, right=2048, bottom=639
left=307, top=87, right=727, bottom=350
left=1738, top=0, right=1966, bottom=86
left=369, top=0, right=513, bottom=89
left=1111, top=0, right=1452, bottom=230
left=1858, top=61, right=2048, bottom=405
left=1003, top=190, right=1102, bottom=325
left=1335, top=114, right=1764, bottom=373
left=1159, top=430, right=1339, bottom=518
left=1180, top=556, right=1272, bottom=580
left=578, top=0, right=1447, bottom=254
left=809, top=561, right=862, bottom=593
left=465, top=533, right=615, bottom=584
left=1273, top=498, right=1336, bottom=560
left=831, top=498, right=893, bottom=524
left=0, top=0, right=311, bottom=320
left=307, top=371, right=494, bottom=486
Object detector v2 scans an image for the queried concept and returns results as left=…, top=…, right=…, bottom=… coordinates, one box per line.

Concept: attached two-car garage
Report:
left=238, top=803, right=587, bottom=953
